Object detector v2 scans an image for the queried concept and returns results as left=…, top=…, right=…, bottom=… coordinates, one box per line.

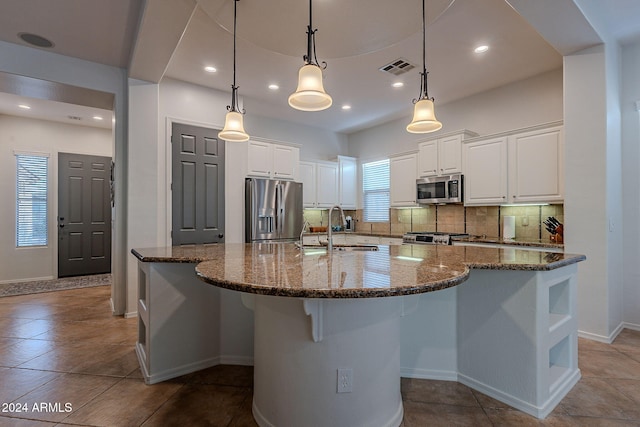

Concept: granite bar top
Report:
left=132, top=243, right=585, bottom=299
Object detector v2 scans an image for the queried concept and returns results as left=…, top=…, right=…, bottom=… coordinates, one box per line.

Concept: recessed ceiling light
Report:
left=268, top=84, right=279, bottom=90
left=204, top=66, right=217, bottom=73
left=392, top=82, right=404, bottom=88
left=18, top=104, right=31, bottom=110
left=474, top=45, right=489, bottom=54
left=93, top=116, right=104, bottom=121
left=341, top=105, right=351, bottom=110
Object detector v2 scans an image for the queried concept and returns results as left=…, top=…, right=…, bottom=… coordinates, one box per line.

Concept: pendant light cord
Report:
left=304, top=0, right=327, bottom=69
left=414, top=0, right=457, bottom=103
left=233, top=0, right=237, bottom=89
left=228, top=0, right=244, bottom=114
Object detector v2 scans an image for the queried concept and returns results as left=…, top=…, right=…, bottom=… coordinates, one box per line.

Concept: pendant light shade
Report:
left=288, top=64, right=332, bottom=111
left=218, top=0, right=249, bottom=142
left=219, top=111, right=249, bottom=142
left=289, top=0, right=332, bottom=112
left=407, top=0, right=443, bottom=134
left=407, top=99, right=442, bottom=133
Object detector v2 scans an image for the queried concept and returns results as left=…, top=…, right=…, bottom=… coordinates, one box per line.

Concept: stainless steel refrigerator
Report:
left=245, top=178, right=303, bottom=243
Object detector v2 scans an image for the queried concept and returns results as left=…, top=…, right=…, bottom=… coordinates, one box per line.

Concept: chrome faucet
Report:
left=327, top=205, right=347, bottom=251
left=299, top=219, right=310, bottom=245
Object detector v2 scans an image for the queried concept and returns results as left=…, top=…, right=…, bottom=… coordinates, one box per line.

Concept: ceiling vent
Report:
left=379, top=59, right=416, bottom=76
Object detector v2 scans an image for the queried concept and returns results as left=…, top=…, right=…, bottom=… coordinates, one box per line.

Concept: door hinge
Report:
left=170, top=183, right=172, bottom=191
left=170, top=230, right=173, bottom=238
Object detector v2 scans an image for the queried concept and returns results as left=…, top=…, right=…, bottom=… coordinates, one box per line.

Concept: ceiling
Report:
left=0, top=0, right=639, bottom=134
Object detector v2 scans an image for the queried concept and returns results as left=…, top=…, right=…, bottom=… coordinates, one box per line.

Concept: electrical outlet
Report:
left=337, top=368, right=353, bottom=393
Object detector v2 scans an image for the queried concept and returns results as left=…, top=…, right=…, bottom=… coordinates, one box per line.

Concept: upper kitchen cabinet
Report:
left=418, top=130, right=478, bottom=177
left=390, top=152, right=418, bottom=207
left=508, top=125, right=564, bottom=204
left=463, top=136, right=509, bottom=205
left=247, top=140, right=299, bottom=180
left=301, top=156, right=358, bottom=209
left=463, top=122, right=564, bottom=206
left=336, top=156, right=357, bottom=209
left=315, top=161, right=339, bottom=208
left=299, top=161, right=317, bottom=208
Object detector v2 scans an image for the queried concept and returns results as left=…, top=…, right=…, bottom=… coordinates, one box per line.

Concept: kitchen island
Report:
left=132, top=243, right=584, bottom=426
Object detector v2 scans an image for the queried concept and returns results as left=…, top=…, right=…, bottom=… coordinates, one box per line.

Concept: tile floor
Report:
left=0, top=286, right=639, bottom=426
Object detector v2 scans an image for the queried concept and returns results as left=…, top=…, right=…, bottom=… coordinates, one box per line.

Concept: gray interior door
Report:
left=172, top=123, right=225, bottom=245
left=58, top=153, right=112, bottom=277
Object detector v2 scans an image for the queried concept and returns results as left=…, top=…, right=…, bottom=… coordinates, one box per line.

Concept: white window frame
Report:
left=362, top=159, right=390, bottom=222
left=15, top=151, right=50, bottom=247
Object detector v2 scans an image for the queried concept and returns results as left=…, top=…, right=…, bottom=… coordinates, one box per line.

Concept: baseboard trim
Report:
left=578, top=323, right=625, bottom=344
left=141, top=353, right=223, bottom=385
left=124, top=310, right=138, bottom=319
left=622, top=322, right=640, bottom=332
left=458, top=369, right=581, bottom=419
left=400, top=367, right=458, bottom=381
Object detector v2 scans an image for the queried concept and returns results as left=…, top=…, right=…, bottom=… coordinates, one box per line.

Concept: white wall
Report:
left=348, top=68, right=563, bottom=163
left=0, top=115, right=112, bottom=283
left=0, top=41, right=128, bottom=314
left=621, top=40, right=640, bottom=329
left=564, top=46, right=612, bottom=340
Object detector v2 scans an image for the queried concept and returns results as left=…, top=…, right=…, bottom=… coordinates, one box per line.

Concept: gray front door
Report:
left=58, top=153, right=112, bottom=277
left=171, top=123, right=225, bottom=245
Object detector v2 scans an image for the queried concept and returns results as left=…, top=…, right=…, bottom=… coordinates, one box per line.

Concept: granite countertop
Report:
left=305, top=231, right=564, bottom=249
left=132, top=243, right=585, bottom=298
left=454, top=235, right=564, bottom=249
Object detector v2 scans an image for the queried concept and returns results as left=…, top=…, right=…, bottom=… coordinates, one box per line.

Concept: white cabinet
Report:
left=417, top=140, right=438, bottom=177
left=463, top=136, right=508, bottom=205
left=315, top=161, right=339, bottom=208
left=301, top=157, right=356, bottom=209
left=463, top=122, right=563, bottom=206
left=417, top=131, right=477, bottom=177
left=337, top=156, right=357, bottom=209
left=247, top=140, right=299, bottom=180
left=390, top=153, right=418, bottom=207
left=509, top=125, right=563, bottom=204
left=299, top=161, right=317, bottom=208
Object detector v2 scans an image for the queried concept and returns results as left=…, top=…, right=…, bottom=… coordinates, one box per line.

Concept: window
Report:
left=362, top=159, right=390, bottom=222
left=16, top=154, right=49, bottom=247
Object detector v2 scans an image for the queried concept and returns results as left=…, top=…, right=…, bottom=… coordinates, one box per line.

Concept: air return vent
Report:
left=379, top=59, right=416, bottom=76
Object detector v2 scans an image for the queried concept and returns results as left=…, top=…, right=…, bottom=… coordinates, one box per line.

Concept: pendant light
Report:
left=288, top=0, right=332, bottom=111
left=218, top=0, right=250, bottom=142
left=407, top=0, right=442, bottom=134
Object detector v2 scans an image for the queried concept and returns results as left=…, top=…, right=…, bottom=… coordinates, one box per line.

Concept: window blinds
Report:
left=16, top=155, right=48, bottom=247
left=362, top=159, right=390, bottom=222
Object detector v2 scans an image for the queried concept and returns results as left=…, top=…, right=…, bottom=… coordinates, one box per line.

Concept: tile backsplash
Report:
left=303, top=204, right=564, bottom=240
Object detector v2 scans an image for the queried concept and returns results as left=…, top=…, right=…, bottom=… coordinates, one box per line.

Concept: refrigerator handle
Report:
left=276, top=184, right=282, bottom=232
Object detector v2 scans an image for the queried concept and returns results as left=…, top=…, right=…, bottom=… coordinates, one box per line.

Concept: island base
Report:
left=252, top=295, right=404, bottom=427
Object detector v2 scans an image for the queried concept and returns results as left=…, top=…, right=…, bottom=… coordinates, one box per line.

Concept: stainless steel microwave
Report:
left=416, top=173, right=463, bottom=204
